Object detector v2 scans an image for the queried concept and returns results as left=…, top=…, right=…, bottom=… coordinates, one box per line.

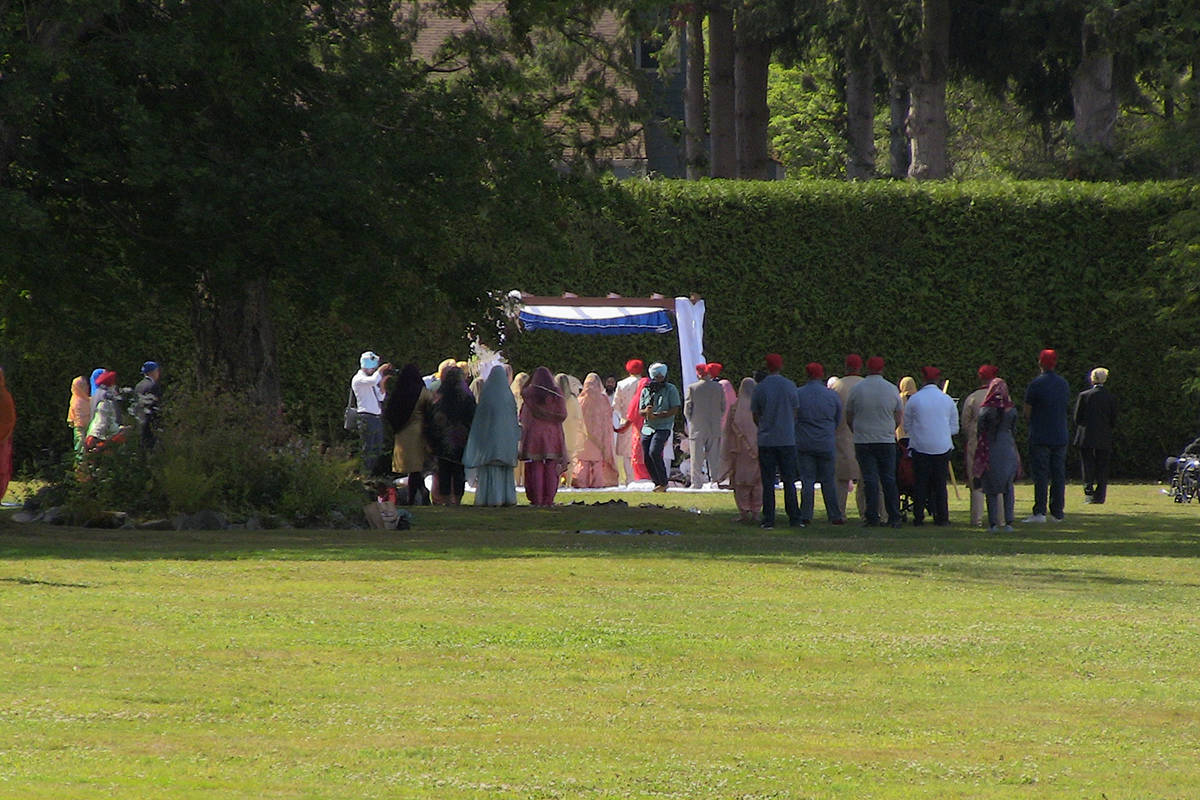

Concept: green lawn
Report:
left=2, top=483, right=1199, bottom=798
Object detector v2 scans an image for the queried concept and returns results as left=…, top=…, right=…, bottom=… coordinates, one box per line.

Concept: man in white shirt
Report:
left=902, top=366, right=959, bottom=526
left=351, top=350, right=390, bottom=475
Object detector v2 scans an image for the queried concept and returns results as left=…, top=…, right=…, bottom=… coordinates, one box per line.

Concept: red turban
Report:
left=625, top=359, right=644, bottom=375
left=920, top=365, right=942, bottom=384
left=1039, top=349, right=1058, bottom=370
left=695, top=363, right=709, bottom=378
left=765, top=353, right=783, bottom=372
left=806, top=362, right=825, bottom=380
left=845, top=354, right=863, bottom=373
left=96, top=370, right=118, bottom=387
left=977, top=364, right=999, bottom=384
left=865, top=356, right=885, bottom=374
left=705, top=362, right=723, bottom=378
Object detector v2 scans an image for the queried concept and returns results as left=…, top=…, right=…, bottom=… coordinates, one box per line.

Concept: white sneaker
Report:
left=1023, top=514, right=1047, bottom=523
left=1050, top=515, right=1065, bottom=522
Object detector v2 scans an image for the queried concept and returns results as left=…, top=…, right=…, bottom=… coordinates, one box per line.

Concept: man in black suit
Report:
left=1074, top=367, right=1118, bottom=504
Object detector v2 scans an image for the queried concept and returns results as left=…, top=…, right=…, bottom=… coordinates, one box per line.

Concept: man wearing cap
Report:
left=133, top=361, right=164, bottom=449
left=352, top=351, right=391, bottom=475
left=795, top=362, right=845, bottom=526
left=961, top=364, right=999, bottom=526
left=684, top=363, right=726, bottom=489
left=639, top=362, right=681, bottom=492
left=1023, top=349, right=1071, bottom=522
left=614, top=359, right=644, bottom=485
left=903, top=366, right=960, bottom=526
left=1074, top=367, right=1117, bottom=504
left=751, top=353, right=801, bottom=529
left=831, top=354, right=866, bottom=520
left=845, top=356, right=903, bottom=528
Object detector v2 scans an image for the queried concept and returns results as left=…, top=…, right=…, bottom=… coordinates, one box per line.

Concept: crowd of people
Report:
left=345, top=347, right=1113, bottom=525
left=65, top=362, right=164, bottom=464
left=350, top=347, right=1119, bottom=527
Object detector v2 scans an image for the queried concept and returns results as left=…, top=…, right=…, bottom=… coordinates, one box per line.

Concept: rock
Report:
left=174, top=510, right=229, bottom=530
left=11, top=510, right=43, bottom=524
left=42, top=506, right=68, bottom=525
left=83, top=511, right=127, bottom=529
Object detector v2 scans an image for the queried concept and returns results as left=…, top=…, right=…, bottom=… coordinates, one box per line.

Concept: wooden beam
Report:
left=519, top=294, right=680, bottom=310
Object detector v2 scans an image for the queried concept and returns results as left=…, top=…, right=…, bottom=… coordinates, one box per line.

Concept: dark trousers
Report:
left=437, top=459, right=466, bottom=501
left=854, top=443, right=900, bottom=525
left=759, top=445, right=800, bottom=526
left=1030, top=444, right=1067, bottom=518
left=796, top=449, right=840, bottom=523
left=911, top=449, right=951, bottom=524
left=1080, top=447, right=1111, bottom=503
left=405, top=471, right=430, bottom=506
left=641, top=428, right=672, bottom=487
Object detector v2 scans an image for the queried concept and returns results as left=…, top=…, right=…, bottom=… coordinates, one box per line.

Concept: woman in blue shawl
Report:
left=463, top=366, right=520, bottom=506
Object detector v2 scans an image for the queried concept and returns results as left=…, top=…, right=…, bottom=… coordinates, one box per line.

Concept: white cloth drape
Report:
left=674, top=297, right=705, bottom=381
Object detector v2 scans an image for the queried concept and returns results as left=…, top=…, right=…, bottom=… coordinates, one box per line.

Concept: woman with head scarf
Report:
left=384, top=364, right=434, bottom=505
left=718, top=378, right=737, bottom=435
left=67, top=376, right=92, bottom=464
left=717, top=377, right=760, bottom=522
left=572, top=373, right=620, bottom=488
left=519, top=367, right=568, bottom=506
left=463, top=368, right=521, bottom=506
left=509, top=372, right=531, bottom=487
left=624, top=375, right=651, bottom=482
left=961, top=365, right=999, bottom=527
left=0, top=369, right=14, bottom=502
left=974, top=377, right=1019, bottom=532
left=425, top=365, right=475, bottom=505
left=556, top=373, right=582, bottom=484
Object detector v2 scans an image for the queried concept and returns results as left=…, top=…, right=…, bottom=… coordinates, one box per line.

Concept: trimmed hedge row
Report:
left=498, top=180, right=1197, bottom=478
left=6, top=179, right=1196, bottom=481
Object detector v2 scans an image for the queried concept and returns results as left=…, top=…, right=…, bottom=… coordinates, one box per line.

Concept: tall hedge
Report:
left=6, top=179, right=1196, bottom=481
left=499, top=180, right=1197, bottom=478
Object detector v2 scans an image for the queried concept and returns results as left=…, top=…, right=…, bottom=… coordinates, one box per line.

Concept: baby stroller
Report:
left=1165, top=437, right=1200, bottom=503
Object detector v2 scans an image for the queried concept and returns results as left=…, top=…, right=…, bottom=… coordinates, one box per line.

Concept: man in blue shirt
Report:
left=751, top=353, right=801, bottom=529
left=639, top=362, right=682, bottom=493
left=1023, top=349, right=1071, bottom=522
left=795, top=362, right=845, bottom=526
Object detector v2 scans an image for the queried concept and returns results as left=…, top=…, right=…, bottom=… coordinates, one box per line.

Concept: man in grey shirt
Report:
left=845, top=356, right=903, bottom=528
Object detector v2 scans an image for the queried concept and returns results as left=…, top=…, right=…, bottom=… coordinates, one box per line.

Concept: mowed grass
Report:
left=1, top=483, right=1199, bottom=798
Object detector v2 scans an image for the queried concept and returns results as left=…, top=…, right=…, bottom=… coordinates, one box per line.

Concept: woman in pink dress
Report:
left=717, top=377, right=760, bottom=523
left=519, top=367, right=568, bottom=506
left=622, top=376, right=651, bottom=481
left=572, top=373, right=620, bottom=488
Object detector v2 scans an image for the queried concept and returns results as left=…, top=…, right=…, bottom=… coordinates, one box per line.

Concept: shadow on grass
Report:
left=2, top=500, right=1200, bottom=565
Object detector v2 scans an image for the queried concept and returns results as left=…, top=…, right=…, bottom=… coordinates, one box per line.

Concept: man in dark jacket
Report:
left=133, top=361, right=163, bottom=449
left=1074, top=367, right=1118, bottom=504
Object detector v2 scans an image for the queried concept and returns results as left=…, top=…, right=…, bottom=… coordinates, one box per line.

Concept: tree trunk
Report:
left=192, top=273, right=282, bottom=409
left=734, top=34, right=771, bottom=180
left=708, top=0, right=736, bottom=178
left=888, top=79, right=910, bottom=179
left=685, top=5, right=707, bottom=180
left=845, top=37, right=877, bottom=180
left=906, top=0, right=950, bottom=180
left=1071, top=50, right=1117, bottom=152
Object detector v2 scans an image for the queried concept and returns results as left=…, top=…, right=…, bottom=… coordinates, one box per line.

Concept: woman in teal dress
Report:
left=463, top=367, right=521, bottom=506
